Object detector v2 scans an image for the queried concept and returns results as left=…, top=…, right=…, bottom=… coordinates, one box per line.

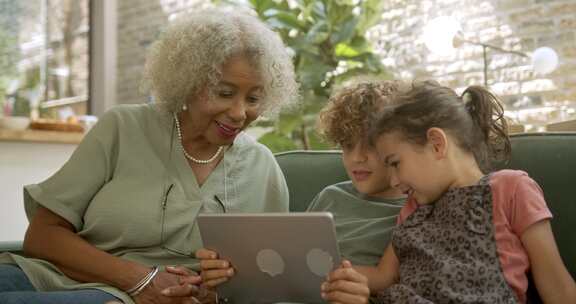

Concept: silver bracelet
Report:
left=126, top=266, right=160, bottom=297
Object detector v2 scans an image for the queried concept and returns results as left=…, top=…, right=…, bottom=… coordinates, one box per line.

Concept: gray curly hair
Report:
left=141, top=6, right=299, bottom=118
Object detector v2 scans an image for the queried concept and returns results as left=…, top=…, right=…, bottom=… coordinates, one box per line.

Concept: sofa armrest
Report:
left=0, top=240, right=24, bottom=254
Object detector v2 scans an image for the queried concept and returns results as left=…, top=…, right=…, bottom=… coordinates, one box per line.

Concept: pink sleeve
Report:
left=397, top=196, right=419, bottom=224
left=508, top=174, right=553, bottom=236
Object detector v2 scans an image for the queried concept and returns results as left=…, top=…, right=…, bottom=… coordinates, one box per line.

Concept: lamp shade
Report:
left=423, top=16, right=460, bottom=55
left=532, top=47, right=559, bottom=75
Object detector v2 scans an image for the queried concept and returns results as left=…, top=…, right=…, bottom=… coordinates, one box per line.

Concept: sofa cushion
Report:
left=275, top=150, right=347, bottom=212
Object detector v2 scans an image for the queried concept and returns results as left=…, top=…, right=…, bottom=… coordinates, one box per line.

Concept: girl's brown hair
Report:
left=370, top=80, right=511, bottom=172
left=318, top=80, right=403, bottom=147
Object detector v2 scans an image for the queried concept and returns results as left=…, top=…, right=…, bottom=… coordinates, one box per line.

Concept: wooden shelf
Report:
left=509, top=124, right=525, bottom=134
left=546, top=119, right=576, bottom=132
left=0, top=128, right=83, bottom=144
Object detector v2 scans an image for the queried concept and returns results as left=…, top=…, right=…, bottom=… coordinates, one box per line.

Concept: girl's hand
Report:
left=195, top=248, right=235, bottom=288
left=522, top=220, right=576, bottom=303
left=134, top=269, right=200, bottom=304
left=321, top=260, right=370, bottom=304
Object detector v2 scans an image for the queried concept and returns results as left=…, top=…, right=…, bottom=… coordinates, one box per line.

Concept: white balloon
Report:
left=532, top=47, right=559, bottom=75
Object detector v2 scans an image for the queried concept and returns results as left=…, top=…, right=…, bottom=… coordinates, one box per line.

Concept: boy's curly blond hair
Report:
left=318, top=80, right=404, bottom=147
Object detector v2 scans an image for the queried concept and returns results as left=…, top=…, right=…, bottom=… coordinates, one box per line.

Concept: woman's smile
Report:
left=215, top=120, right=240, bottom=138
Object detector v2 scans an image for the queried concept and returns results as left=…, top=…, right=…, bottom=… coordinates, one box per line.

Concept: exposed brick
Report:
left=562, top=46, right=576, bottom=58
left=497, top=0, right=532, bottom=10
left=508, top=7, right=543, bottom=24
left=373, top=0, right=576, bottom=129
left=491, top=81, right=521, bottom=95
left=548, top=3, right=576, bottom=17
left=559, top=18, right=576, bottom=30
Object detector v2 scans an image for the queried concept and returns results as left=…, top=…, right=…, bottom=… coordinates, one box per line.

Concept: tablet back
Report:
left=198, top=212, right=341, bottom=304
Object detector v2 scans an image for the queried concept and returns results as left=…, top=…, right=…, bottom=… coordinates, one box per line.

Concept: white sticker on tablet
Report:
left=306, top=248, right=333, bottom=277
left=256, top=249, right=285, bottom=277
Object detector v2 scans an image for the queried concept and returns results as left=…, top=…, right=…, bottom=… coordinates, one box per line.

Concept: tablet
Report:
left=197, top=212, right=341, bottom=304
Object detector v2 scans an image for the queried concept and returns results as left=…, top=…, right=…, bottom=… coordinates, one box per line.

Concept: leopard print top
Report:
left=372, top=174, right=518, bottom=304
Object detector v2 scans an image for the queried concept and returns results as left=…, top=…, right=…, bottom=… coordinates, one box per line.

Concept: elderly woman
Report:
left=0, top=6, right=298, bottom=304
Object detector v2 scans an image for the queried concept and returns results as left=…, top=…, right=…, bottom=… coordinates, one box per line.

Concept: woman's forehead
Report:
left=220, top=57, right=262, bottom=86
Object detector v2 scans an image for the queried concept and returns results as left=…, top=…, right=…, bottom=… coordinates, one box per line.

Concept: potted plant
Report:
left=0, top=92, right=31, bottom=130
left=214, top=0, right=389, bottom=152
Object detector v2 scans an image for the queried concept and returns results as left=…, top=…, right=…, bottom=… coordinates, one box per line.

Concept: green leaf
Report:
left=307, top=129, right=333, bottom=150
left=364, top=53, right=384, bottom=72
left=258, top=131, right=299, bottom=153
left=334, top=0, right=355, bottom=5
left=267, top=11, right=306, bottom=30
left=305, top=21, right=330, bottom=44
left=301, top=90, right=329, bottom=109
left=297, top=54, right=333, bottom=87
left=277, top=111, right=304, bottom=135
left=349, top=36, right=370, bottom=53
left=334, top=43, right=360, bottom=58
left=330, top=16, right=358, bottom=44
left=326, top=0, right=351, bottom=25
left=357, top=0, right=384, bottom=32
left=289, top=35, right=321, bottom=56
left=310, top=1, right=326, bottom=19
left=249, top=0, right=276, bottom=15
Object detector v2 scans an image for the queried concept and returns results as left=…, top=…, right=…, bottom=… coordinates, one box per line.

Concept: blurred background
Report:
left=1, top=0, right=575, bottom=151
left=0, top=0, right=575, bottom=240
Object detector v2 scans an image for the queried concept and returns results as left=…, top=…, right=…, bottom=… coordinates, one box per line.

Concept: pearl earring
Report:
left=182, top=104, right=188, bottom=111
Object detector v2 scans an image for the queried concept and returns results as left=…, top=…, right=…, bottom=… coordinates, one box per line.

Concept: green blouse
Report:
left=0, top=104, right=289, bottom=303
left=307, top=181, right=405, bottom=266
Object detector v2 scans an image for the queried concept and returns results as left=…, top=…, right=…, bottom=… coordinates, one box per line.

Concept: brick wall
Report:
left=116, top=0, right=206, bottom=105
left=369, top=0, right=576, bottom=130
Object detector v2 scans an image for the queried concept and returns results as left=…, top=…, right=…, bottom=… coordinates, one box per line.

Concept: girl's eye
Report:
left=388, top=161, right=399, bottom=168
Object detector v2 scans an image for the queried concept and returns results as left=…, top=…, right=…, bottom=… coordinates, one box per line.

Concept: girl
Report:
left=321, top=81, right=576, bottom=304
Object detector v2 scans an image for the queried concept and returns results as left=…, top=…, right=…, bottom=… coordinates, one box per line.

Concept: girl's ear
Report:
left=426, top=127, right=448, bottom=159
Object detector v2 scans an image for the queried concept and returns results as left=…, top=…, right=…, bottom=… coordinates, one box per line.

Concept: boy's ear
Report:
left=426, top=127, right=448, bottom=159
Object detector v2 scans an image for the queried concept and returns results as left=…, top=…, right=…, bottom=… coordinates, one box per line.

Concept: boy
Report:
left=310, top=80, right=406, bottom=266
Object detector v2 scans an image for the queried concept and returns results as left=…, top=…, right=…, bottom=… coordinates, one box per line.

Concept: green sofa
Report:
left=1, top=132, right=574, bottom=300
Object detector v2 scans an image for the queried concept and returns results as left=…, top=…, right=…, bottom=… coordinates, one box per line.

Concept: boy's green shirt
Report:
left=307, top=181, right=405, bottom=266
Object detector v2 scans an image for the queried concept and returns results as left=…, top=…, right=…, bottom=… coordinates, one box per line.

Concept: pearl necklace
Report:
left=173, top=113, right=224, bottom=164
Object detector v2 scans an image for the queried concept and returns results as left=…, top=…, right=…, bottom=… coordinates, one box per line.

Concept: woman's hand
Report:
left=321, top=260, right=370, bottom=304
left=162, top=266, right=217, bottom=302
left=133, top=269, right=200, bottom=304
left=196, top=248, right=235, bottom=288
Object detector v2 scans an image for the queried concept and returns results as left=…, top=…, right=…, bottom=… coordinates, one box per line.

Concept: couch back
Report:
left=275, top=132, right=576, bottom=280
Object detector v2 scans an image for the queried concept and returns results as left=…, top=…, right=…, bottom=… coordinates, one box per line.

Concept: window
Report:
left=0, top=0, right=90, bottom=119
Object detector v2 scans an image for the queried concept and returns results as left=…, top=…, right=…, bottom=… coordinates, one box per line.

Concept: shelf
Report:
left=0, top=128, right=83, bottom=144
left=546, top=119, right=576, bottom=132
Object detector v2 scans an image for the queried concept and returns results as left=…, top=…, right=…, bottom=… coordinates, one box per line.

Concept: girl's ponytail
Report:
left=462, top=86, right=511, bottom=165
